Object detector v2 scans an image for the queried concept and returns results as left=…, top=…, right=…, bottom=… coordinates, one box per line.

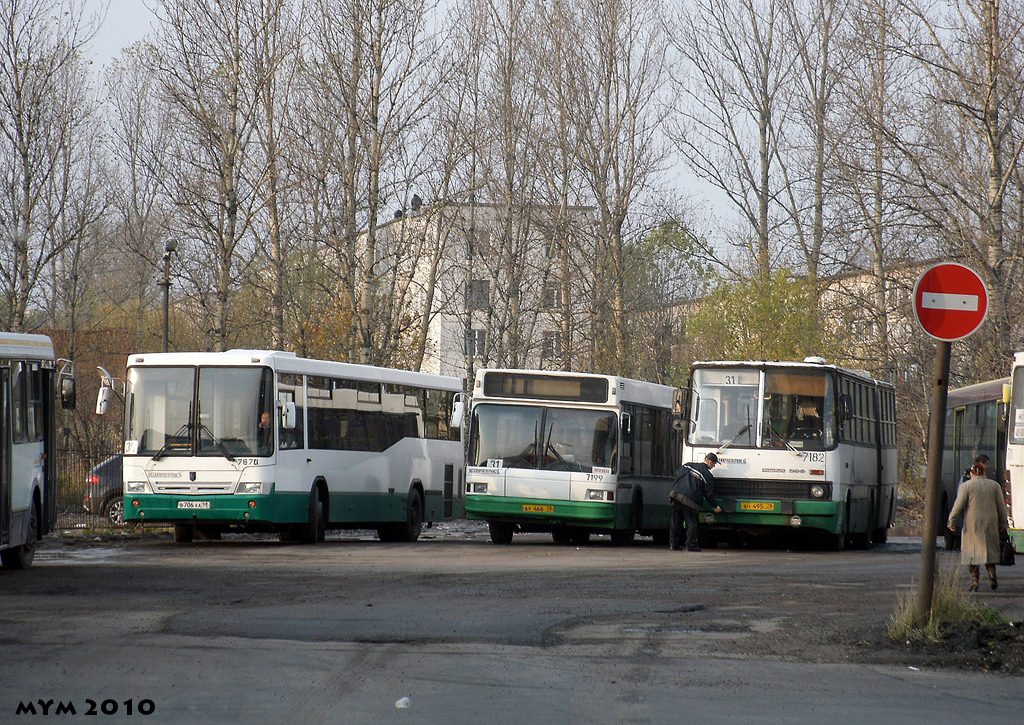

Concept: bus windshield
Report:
left=761, top=369, right=835, bottom=450
left=470, top=404, right=618, bottom=473
left=689, top=367, right=835, bottom=450
left=688, top=368, right=759, bottom=447
left=126, top=366, right=275, bottom=457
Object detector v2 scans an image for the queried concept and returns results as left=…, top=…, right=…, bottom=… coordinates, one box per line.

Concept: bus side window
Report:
left=11, top=361, right=27, bottom=444
left=619, top=404, right=635, bottom=474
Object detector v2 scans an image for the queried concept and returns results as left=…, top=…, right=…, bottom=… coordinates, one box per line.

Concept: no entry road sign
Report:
left=912, top=262, right=989, bottom=341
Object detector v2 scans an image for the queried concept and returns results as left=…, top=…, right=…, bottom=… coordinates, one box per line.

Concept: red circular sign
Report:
left=912, top=262, right=989, bottom=341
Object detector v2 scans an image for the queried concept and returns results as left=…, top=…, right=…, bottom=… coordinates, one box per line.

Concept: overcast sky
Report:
left=83, top=0, right=155, bottom=67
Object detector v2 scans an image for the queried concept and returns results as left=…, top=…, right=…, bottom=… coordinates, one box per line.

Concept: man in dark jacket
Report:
left=669, top=453, right=722, bottom=551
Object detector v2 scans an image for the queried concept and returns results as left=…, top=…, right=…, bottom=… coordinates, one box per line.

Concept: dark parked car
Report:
left=82, top=455, right=124, bottom=526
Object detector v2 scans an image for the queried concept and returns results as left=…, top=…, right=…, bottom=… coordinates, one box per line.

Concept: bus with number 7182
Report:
left=682, top=357, right=897, bottom=549
left=464, top=368, right=681, bottom=545
left=98, top=350, right=464, bottom=543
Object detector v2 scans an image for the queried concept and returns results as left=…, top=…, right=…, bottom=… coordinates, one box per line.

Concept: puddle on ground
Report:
left=34, top=547, right=125, bottom=565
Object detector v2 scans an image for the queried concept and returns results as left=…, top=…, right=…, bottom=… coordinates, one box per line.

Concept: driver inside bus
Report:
left=790, top=399, right=823, bottom=440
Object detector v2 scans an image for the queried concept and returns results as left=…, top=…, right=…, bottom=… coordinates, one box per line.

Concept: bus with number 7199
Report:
left=98, top=350, right=464, bottom=543
left=464, top=368, right=680, bottom=545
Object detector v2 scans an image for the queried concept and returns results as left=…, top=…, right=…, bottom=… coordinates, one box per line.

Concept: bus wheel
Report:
left=610, top=496, right=639, bottom=545
left=1, top=501, right=38, bottom=569
left=551, top=527, right=572, bottom=545
left=301, top=488, right=326, bottom=544
left=569, top=529, right=590, bottom=546
left=489, top=522, right=514, bottom=544
left=651, top=530, right=669, bottom=546
left=871, top=526, right=889, bottom=545
left=396, top=490, right=423, bottom=543
left=173, top=523, right=195, bottom=543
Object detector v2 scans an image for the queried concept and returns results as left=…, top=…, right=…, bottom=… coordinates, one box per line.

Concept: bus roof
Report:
left=126, top=350, right=463, bottom=391
left=691, top=359, right=891, bottom=387
left=472, top=368, right=675, bottom=408
left=947, top=377, right=1009, bottom=407
left=0, top=332, right=55, bottom=361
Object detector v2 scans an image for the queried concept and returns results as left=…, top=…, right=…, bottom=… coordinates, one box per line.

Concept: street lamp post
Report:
left=160, top=240, right=177, bottom=352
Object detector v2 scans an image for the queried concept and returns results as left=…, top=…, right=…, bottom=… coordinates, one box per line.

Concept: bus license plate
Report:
left=177, top=501, right=211, bottom=510
left=739, top=501, right=777, bottom=512
left=522, top=504, right=554, bottom=513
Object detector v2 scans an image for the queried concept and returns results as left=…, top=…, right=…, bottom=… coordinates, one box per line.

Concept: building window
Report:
left=465, top=328, right=486, bottom=357
left=542, top=282, right=562, bottom=309
left=467, top=279, right=489, bottom=311
left=541, top=330, right=562, bottom=361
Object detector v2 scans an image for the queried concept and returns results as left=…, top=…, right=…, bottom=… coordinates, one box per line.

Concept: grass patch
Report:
left=887, top=563, right=1006, bottom=643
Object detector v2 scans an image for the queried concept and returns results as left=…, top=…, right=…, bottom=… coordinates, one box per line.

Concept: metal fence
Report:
left=56, top=448, right=123, bottom=531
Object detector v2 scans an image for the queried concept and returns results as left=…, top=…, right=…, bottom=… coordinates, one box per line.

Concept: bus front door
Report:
left=1, top=369, right=10, bottom=547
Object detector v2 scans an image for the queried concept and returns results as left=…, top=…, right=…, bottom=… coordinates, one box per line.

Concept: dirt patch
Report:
left=859, top=620, right=1024, bottom=674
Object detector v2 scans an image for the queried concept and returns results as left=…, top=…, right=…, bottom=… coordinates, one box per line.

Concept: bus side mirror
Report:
left=621, top=412, right=633, bottom=442
left=60, top=376, right=76, bottom=410
left=450, top=395, right=465, bottom=429
left=282, top=401, right=297, bottom=430
left=96, top=386, right=112, bottom=416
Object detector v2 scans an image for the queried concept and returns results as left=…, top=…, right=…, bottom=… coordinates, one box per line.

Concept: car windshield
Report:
left=125, top=366, right=275, bottom=457
left=469, top=404, right=618, bottom=473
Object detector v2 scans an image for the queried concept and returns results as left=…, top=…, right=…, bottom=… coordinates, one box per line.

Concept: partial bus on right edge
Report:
left=1005, top=353, right=1024, bottom=553
left=681, top=358, right=897, bottom=549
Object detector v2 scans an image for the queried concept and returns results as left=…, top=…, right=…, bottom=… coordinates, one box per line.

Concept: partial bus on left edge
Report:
left=0, top=332, right=75, bottom=569
left=102, top=350, right=464, bottom=543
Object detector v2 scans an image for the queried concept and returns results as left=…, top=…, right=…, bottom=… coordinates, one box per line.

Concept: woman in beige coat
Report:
left=947, top=464, right=1009, bottom=591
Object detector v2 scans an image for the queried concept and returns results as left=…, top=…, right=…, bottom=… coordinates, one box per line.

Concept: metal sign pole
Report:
left=916, top=340, right=951, bottom=624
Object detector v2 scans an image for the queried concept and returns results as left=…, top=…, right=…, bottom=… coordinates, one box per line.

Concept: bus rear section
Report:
left=0, top=333, right=75, bottom=569
left=464, top=369, right=677, bottom=545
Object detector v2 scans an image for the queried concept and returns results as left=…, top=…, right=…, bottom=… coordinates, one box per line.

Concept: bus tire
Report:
left=489, top=521, right=514, bottom=544
left=871, top=527, right=889, bottom=545
left=610, top=495, right=640, bottom=545
left=652, top=530, right=669, bottom=546
left=300, top=487, right=326, bottom=544
left=551, top=527, right=572, bottom=545
left=395, top=489, right=423, bottom=543
left=173, top=523, right=195, bottom=543
left=569, top=529, right=590, bottom=546
left=1, top=500, right=38, bottom=570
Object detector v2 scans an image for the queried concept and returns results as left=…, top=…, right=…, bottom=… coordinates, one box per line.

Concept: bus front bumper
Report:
left=465, top=495, right=617, bottom=528
left=701, top=499, right=843, bottom=534
left=124, top=493, right=309, bottom=525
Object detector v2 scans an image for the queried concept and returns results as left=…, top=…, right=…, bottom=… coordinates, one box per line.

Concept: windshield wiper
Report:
left=717, top=423, right=751, bottom=452
left=151, top=420, right=193, bottom=461
left=764, top=424, right=801, bottom=455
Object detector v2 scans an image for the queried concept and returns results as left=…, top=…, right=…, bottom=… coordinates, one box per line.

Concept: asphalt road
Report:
left=1, top=527, right=1021, bottom=724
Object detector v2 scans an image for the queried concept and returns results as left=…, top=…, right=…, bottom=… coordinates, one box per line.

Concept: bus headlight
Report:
left=586, top=489, right=606, bottom=501
left=126, top=481, right=146, bottom=493
left=472, top=482, right=488, bottom=493
left=237, top=482, right=263, bottom=494
left=810, top=484, right=826, bottom=499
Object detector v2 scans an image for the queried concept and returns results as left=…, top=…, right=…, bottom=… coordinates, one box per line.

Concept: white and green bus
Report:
left=1, top=333, right=76, bottom=569
left=102, top=350, right=463, bottom=543
left=1004, top=352, right=1024, bottom=553
left=464, top=368, right=680, bottom=545
left=682, top=358, right=897, bottom=549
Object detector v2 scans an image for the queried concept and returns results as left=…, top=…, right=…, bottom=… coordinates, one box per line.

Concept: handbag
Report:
left=1000, top=532, right=1016, bottom=567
